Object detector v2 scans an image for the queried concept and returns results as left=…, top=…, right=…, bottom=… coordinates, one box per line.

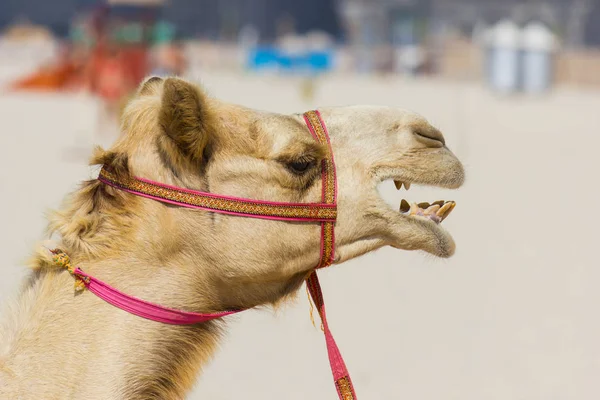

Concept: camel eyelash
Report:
left=293, top=155, right=317, bottom=164
left=277, top=152, right=318, bottom=168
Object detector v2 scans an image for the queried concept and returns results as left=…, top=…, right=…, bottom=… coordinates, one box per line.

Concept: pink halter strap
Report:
left=54, top=110, right=357, bottom=399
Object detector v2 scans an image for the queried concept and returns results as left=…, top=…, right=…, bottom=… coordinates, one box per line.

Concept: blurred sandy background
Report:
left=1, top=1, right=600, bottom=399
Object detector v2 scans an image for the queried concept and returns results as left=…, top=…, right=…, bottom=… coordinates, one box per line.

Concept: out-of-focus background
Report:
left=1, top=0, right=599, bottom=399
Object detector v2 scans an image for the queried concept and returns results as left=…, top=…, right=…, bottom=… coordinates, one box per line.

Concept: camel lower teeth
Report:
left=424, top=204, right=440, bottom=215
left=400, top=199, right=410, bottom=213
left=436, top=201, right=456, bottom=221
left=399, top=200, right=456, bottom=224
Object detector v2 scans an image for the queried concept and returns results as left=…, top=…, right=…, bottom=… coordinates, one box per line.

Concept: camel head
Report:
left=69, top=76, right=464, bottom=309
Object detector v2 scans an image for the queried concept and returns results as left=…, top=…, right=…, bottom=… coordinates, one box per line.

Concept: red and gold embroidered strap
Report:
left=303, top=110, right=337, bottom=268
left=98, top=167, right=336, bottom=222
left=304, top=110, right=357, bottom=400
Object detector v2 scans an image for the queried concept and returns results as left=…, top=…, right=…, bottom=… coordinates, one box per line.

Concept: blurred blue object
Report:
left=248, top=47, right=279, bottom=70
left=306, top=51, right=331, bottom=72
left=248, top=47, right=333, bottom=74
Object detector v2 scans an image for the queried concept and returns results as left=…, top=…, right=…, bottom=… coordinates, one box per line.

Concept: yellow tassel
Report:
left=74, top=280, right=87, bottom=292
left=52, top=249, right=87, bottom=292
left=306, top=284, right=317, bottom=329
left=305, top=283, right=324, bottom=331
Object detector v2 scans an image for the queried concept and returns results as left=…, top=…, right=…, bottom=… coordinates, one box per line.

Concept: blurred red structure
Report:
left=10, top=3, right=153, bottom=107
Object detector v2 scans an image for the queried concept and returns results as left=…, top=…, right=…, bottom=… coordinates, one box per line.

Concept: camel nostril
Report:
left=414, top=130, right=445, bottom=147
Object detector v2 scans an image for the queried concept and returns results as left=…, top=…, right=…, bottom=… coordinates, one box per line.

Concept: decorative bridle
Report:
left=51, top=110, right=357, bottom=399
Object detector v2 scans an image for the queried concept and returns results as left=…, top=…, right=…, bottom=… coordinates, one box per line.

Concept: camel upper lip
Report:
left=374, top=167, right=463, bottom=189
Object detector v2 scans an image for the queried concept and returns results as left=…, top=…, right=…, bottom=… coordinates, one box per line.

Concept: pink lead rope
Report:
left=52, top=110, right=356, bottom=399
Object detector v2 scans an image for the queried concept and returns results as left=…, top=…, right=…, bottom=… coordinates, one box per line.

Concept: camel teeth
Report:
left=436, top=201, right=456, bottom=221
left=393, top=180, right=411, bottom=190
left=409, top=202, right=421, bottom=215
left=424, top=204, right=441, bottom=215
left=399, top=199, right=410, bottom=213
left=399, top=199, right=456, bottom=221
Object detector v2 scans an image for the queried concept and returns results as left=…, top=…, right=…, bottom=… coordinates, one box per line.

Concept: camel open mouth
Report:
left=394, top=180, right=456, bottom=225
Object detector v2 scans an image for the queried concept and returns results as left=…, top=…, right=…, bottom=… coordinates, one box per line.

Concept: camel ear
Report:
left=158, top=78, right=212, bottom=161
left=138, top=76, right=163, bottom=96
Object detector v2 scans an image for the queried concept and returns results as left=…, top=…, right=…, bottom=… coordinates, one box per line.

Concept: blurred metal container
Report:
left=521, top=22, right=556, bottom=94
left=485, top=20, right=521, bottom=94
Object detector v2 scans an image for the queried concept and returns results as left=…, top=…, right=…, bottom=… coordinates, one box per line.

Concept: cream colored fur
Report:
left=0, top=77, right=464, bottom=399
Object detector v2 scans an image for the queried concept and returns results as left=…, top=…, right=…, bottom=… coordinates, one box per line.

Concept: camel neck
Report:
left=0, top=262, right=224, bottom=399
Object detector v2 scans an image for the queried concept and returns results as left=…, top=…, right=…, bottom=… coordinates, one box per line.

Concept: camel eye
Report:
left=288, top=160, right=312, bottom=174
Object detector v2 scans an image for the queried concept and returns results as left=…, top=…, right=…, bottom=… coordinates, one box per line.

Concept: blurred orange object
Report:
left=11, top=43, right=148, bottom=103
left=11, top=62, right=79, bottom=91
